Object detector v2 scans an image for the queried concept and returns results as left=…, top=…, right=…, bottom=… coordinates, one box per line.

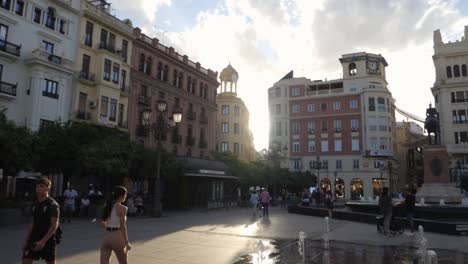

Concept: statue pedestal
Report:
left=416, top=145, right=463, bottom=204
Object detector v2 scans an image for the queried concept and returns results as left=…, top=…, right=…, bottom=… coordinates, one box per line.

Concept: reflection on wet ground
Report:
left=233, top=239, right=468, bottom=264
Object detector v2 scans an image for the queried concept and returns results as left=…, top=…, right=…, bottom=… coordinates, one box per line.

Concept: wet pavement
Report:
left=2, top=207, right=468, bottom=263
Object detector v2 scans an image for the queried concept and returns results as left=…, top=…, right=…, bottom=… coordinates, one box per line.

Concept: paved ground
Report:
left=2, top=207, right=468, bottom=263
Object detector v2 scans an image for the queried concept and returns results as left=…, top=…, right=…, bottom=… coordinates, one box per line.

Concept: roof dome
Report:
left=219, top=63, right=239, bottom=83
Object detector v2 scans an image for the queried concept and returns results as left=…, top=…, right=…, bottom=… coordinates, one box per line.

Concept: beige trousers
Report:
left=100, top=230, right=127, bottom=264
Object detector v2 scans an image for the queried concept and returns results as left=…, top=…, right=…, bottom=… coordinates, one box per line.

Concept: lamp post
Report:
left=142, top=99, right=182, bottom=218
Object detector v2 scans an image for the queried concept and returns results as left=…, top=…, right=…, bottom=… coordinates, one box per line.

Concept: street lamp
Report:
left=142, top=99, right=182, bottom=218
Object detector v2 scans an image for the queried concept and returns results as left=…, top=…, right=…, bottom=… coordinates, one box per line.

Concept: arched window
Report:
left=192, top=79, right=197, bottom=94
left=446, top=66, right=452, bottom=78
left=320, top=178, right=331, bottom=192
left=462, top=64, right=467, bottom=77
left=139, top=54, right=145, bottom=72
left=157, top=62, right=163, bottom=80
left=187, top=76, right=192, bottom=92
left=172, top=69, right=178, bottom=86
left=45, top=7, right=56, bottom=30
left=349, top=63, right=357, bottom=76
left=335, top=178, right=345, bottom=198
left=145, top=57, right=152, bottom=74
left=350, top=178, right=364, bottom=200
left=454, top=64, right=460, bottom=77
left=178, top=72, right=184, bottom=88
left=163, top=65, right=168, bottom=82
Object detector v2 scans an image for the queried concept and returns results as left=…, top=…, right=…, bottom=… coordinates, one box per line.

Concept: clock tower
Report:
left=339, top=52, right=388, bottom=80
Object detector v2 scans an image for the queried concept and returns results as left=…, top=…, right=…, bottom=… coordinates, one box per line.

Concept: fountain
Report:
left=255, top=240, right=265, bottom=262
left=416, top=225, right=438, bottom=264
left=297, top=231, right=305, bottom=262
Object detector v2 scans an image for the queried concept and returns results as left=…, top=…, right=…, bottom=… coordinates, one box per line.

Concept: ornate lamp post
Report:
left=142, top=99, right=182, bottom=218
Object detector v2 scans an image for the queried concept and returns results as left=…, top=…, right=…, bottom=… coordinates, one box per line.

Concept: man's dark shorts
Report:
left=22, top=240, right=56, bottom=262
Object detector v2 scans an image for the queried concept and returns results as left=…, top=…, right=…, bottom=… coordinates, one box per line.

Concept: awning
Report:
left=184, top=172, right=239, bottom=180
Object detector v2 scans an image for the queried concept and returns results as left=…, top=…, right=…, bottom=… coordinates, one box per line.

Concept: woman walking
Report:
left=100, top=186, right=131, bottom=264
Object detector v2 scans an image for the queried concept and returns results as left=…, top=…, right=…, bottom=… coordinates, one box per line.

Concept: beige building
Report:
left=432, top=26, right=468, bottom=174
left=72, top=1, right=133, bottom=129
left=216, top=64, right=255, bottom=161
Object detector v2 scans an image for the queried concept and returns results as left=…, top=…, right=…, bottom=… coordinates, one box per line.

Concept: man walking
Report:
left=63, top=184, right=77, bottom=223
left=260, top=188, right=271, bottom=217
left=22, top=177, right=60, bottom=264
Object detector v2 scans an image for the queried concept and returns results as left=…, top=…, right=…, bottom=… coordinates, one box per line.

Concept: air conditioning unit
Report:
left=89, top=101, right=97, bottom=108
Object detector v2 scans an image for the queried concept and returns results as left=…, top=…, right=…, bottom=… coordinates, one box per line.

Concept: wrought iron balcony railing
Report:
left=0, top=40, right=21, bottom=57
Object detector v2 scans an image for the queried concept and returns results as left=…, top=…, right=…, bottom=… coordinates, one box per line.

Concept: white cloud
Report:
left=114, top=0, right=468, bottom=150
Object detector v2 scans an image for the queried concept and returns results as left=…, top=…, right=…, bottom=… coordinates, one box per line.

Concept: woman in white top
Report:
left=250, top=191, right=259, bottom=218
left=100, top=186, right=131, bottom=264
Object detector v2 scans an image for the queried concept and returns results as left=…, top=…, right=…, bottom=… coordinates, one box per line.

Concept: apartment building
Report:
left=72, top=0, right=132, bottom=129
left=269, top=52, right=397, bottom=199
left=216, top=64, right=255, bottom=161
left=0, top=0, right=80, bottom=130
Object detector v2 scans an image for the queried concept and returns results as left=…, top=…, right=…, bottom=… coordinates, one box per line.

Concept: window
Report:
left=321, top=140, right=329, bottom=152
left=58, top=19, right=66, bottom=34
left=334, top=139, right=342, bottom=151
left=349, top=63, right=357, bottom=76
left=350, top=99, right=358, bottom=109
left=108, top=33, right=116, bottom=50
left=100, top=96, right=108, bottom=116
left=234, top=123, right=240, bottom=134
left=139, top=54, right=145, bottom=72
left=353, top=160, right=360, bottom=169
left=222, top=122, right=229, bottom=133
left=0, top=0, right=10, bottom=10
left=292, top=122, right=300, bottom=134
left=275, top=122, right=282, bottom=136
left=463, top=64, right=467, bottom=77
left=369, top=116, right=377, bottom=131
left=103, top=59, right=111, bottom=81
left=81, top=54, right=90, bottom=74
left=368, top=97, right=375, bottom=111
left=275, top=104, right=281, bottom=115
left=120, top=70, right=126, bottom=91
left=377, top=97, right=386, bottom=112
left=352, top=139, right=360, bottom=151
left=109, top=99, right=117, bottom=121
left=85, top=21, right=93, bottom=46
left=15, top=0, right=24, bottom=15
left=234, top=143, right=240, bottom=155
left=333, top=101, right=341, bottom=110
left=379, top=117, right=387, bottom=131
left=346, top=120, right=357, bottom=133
left=321, top=121, right=327, bottom=132
left=380, top=137, right=388, bottom=150
left=100, top=29, right=108, bottom=48
left=40, top=119, right=53, bottom=129
left=178, top=72, right=184, bottom=89
left=292, top=104, right=299, bottom=113
left=292, top=87, right=299, bottom=96
left=334, top=120, right=342, bottom=132
left=221, top=142, right=229, bottom=152
left=370, top=137, right=378, bottom=150
left=112, top=63, right=120, bottom=83
left=455, top=132, right=468, bottom=144
left=275, top=87, right=281, bottom=97
left=145, top=57, right=152, bottom=75
left=222, top=105, right=229, bottom=115
left=447, top=66, right=452, bottom=78
left=293, top=160, right=301, bottom=170
left=307, top=104, right=315, bottom=112
left=122, top=39, right=128, bottom=62
left=118, top=104, right=124, bottom=125
left=293, top=141, right=300, bottom=152
left=454, top=65, right=460, bottom=77
left=33, top=8, right=41, bottom=23
left=321, top=102, right=327, bottom=111
left=336, top=160, right=342, bottom=169
left=42, top=79, right=58, bottom=99
left=307, top=121, right=316, bottom=133
left=308, top=141, right=315, bottom=152
left=163, top=65, right=168, bottom=82
left=42, top=40, right=54, bottom=54
left=234, top=106, right=240, bottom=116
left=45, top=7, right=56, bottom=30
left=157, top=62, right=163, bottom=80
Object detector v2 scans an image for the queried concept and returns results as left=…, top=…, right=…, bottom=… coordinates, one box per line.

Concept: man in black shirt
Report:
left=22, top=177, right=60, bottom=264
left=405, top=187, right=417, bottom=233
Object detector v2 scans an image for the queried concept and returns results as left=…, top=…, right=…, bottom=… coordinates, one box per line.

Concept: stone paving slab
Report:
left=2, top=207, right=467, bottom=263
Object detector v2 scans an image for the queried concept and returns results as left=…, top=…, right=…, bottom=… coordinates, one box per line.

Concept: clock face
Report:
left=368, top=61, right=378, bottom=71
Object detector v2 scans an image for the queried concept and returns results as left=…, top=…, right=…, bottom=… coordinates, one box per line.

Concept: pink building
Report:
left=128, top=28, right=218, bottom=158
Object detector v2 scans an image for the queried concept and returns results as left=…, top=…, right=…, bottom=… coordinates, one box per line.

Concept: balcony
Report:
left=48, top=54, right=62, bottom=65
left=98, top=42, right=118, bottom=54
left=199, top=139, right=207, bottom=149
left=0, top=80, right=17, bottom=99
left=0, top=40, right=21, bottom=59
left=186, top=136, right=195, bottom=146
left=199, top=115, right=208, bottom=124
left=187, top=111, right=196, bottom=121
left=78, top=71, right=96, bottom=85
left=75, top=110, right=91, bottom=120
left=138, top=95, right=151, bottom=106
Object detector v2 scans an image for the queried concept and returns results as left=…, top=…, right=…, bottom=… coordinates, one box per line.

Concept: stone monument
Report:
left=416, top=104, right=463, bottom=203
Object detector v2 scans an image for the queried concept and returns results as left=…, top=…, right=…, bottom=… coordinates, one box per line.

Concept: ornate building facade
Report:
left=216, top=64, right=255, bottom=161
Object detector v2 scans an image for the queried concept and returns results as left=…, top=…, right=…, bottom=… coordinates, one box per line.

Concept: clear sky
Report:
left=111, top=0, right=468, bottom=151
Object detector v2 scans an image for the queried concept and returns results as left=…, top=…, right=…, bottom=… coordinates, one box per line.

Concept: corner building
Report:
left=270, top=52, right=397, bottom=200
left=72, top=0, right=133, bottom=130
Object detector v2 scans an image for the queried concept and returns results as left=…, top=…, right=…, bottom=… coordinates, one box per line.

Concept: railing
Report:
left=138, top=95, right=151, bottom=105
left=75, top=111, right=91, bottom=120
left=186, top=136, right=195, bottom=146
left=186, top=111, right=196, bottom=121
left=199, top=115, right=208, bottom=124
left=0, top=40, right=21, bottom=57
left=98, top=42, right=116, bottom=53
left=79, top=71, right=95, bottom=81
left=0, top=80, right=17, bottom=96
left=48, top=54, right=62, bottom=64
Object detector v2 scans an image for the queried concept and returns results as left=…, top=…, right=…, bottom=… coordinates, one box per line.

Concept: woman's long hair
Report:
left=101, top=186, right=127, bottom=221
